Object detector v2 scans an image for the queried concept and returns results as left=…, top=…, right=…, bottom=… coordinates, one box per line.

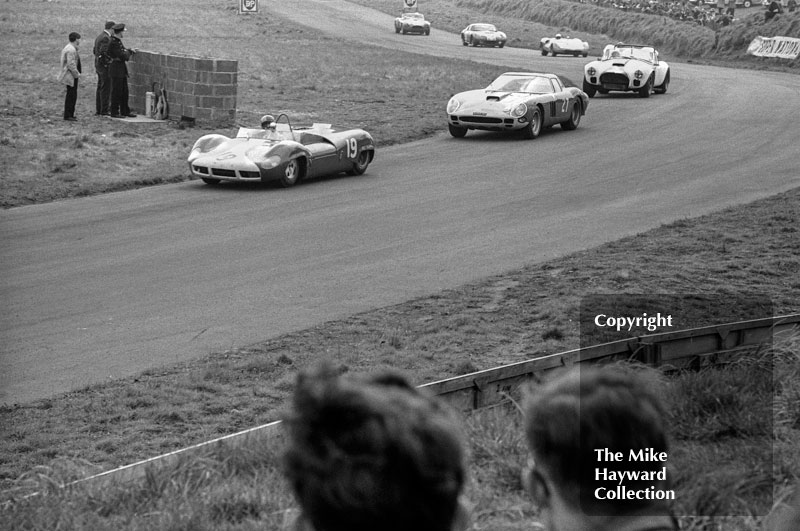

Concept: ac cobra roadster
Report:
left=583, top=43, right=670, bottom=98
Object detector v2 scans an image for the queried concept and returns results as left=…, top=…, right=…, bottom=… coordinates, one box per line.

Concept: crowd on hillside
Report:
left=577, top=0, right=797, bottom=27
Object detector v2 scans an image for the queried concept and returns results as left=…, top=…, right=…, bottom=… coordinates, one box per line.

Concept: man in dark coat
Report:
left=93, top=21, right=114, bottom=115
left=107, top=23, right=136, bottom=118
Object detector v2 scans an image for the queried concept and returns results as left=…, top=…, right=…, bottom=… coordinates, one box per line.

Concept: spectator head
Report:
left=282, top=362, right=470, bottom=531
left=68, top=32, right=81, bottom=43
left=522, top=365, right=673, bottom=529
left=104, top=21, right=116, bottom=30
left=112, top=23, right=126, bottom=34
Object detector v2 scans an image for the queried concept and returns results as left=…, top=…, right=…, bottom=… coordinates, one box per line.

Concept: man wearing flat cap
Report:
left=107, top=23, right=137, bottom=118
left=93, top=21, right=115, bottom=115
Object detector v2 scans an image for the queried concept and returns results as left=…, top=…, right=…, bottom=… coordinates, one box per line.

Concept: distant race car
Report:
left=461, top=23, right=507, bottom=48
left=540, top=34, right=589, bottom=57
left=446, top=72, right=589, bottom=139
left=583, top=43, right=670, bottom=98
left=188, top=114, right=375, bottom=187
left=394, top=12, right=430, bottom=35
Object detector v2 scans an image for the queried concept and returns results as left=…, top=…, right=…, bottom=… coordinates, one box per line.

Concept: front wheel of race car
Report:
left=201, top=177, right=221, bottom=185
left=279, top=158, right=302, bottom=187
left=582, top=80, right=597, bottom=98
left=521, top=107, right=543, bottom=139
left=561, top=101, right=582, bottom=131
left=541, top=48, right=548, bottom=56
left=654, top=71, right=670, bottom=94
left=448, top=124, right=468, bottom=138
left=638, top=76, right=653, bottom=98
left=348, top=150, right=371, bottom=175
left=395, top=26, right=400, bottom=34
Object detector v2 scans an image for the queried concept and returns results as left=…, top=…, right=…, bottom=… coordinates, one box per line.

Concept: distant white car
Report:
left=394, top=12, right=430, bottom=35
left=583, top=43, right=670, bottom=98
left=540, top=34, right=589, bottom=57
left=461, top=23, right=507, bottom=48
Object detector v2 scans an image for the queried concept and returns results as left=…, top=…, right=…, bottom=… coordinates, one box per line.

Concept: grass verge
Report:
left=1, top=186, right=798, bottom=529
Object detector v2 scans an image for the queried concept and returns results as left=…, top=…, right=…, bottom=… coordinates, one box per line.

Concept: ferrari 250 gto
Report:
left=446, top=72, right=589, bottom=139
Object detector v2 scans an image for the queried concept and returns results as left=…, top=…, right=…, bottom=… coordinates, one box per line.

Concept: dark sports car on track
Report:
left=394, top=12, right=430, bottom=35
left=461, top=23, right=507, bottom=47
left=188, top=114, right=375, bottom=187
left=446, top=72, right=589, bottom=139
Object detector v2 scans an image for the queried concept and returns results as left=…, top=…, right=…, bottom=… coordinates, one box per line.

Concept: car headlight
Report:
left=447, top=97, right=461, bottom=114
left=510, top=102, right=527, bottom=118
left=189, top=136, right=227, bottom=159
left=587, top=67, right=596, bottom=76
left=634, top=70, right=644, bottom=79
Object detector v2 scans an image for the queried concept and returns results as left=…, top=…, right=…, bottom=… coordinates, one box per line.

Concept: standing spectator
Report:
left=787, top=0, right=797, bottom=12
left=725, top=0, right=735, bottom=17
left=716, top=0, right=725, bottom=13
left=281, top=361, right=471, bottom=531
left=107, top=23, right=136, bottom=118
left=766, top=0, right=784, bottom=20
left=521, top=366, right=679, bottom=531
left=57, top=32, right=82, bottom=122
left=93, top=21, right=115, bottom=116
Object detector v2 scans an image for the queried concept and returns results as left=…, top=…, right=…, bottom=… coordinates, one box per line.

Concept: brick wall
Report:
left=128, top=51, right=238, bottom=125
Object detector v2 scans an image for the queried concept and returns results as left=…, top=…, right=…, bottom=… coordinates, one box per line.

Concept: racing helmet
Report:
left=555, top=33, right=562, bottom=39
left=260, top=114, right=276, bottom=129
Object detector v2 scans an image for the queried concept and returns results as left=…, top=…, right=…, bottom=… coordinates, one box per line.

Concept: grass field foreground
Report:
left=1, top=187, right=798, bottom=530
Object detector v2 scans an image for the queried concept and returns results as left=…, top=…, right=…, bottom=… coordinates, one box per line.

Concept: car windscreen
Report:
left=472, top=24, right=496, bottom=32
left=487, top=75, right=553, bottom=94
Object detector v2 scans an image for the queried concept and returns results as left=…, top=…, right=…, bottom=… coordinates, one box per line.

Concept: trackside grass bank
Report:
left=1, top=187, right=798, bottom=530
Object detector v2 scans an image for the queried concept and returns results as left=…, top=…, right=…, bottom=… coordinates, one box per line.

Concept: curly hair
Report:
left=282, top=362, right=467, bottom=531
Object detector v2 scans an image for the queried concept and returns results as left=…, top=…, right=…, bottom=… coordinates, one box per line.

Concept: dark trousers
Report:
left=64, top=79, right=78, bottom=119
left=109, top=76, right=130, bottom=116
left=95, top=69, right=111, bottom=114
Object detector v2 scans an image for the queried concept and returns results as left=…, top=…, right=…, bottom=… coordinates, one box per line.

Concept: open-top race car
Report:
left=394, top=12, right=431, bottom=35
left=188, top=114, right=375, bottom=187
left=446, top=72, right=589, bottom=139
left=540, top=34, right=589, bottom=57
left=460, top=23, right=507, bottom=47
left=583, top=43, right=670, bottom=98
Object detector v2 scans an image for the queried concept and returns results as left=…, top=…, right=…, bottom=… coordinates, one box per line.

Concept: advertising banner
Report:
left=747, top=35, right=800, bottom=59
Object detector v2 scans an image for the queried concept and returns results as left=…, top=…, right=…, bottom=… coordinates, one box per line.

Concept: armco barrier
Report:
left=128, top=50, right=238, bottom=125
left=69, top=313, right=799, bottom=490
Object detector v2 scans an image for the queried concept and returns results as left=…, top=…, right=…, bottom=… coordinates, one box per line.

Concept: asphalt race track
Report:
left=1, top=0, right=798, bottom=404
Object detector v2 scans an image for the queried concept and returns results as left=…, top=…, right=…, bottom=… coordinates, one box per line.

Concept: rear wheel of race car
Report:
left=201, top=177, right=221, bottom=185
left=448, top=124, right=468, bottom=138
left=395, top=26, right=400, bottom=34
left=425, top=28, right=430, bottom=36
left=521, top=107, right=543, bottom=140
left=561, top=101, right=582, bottom=131
left=582, top=52, right=588, bottom=57
left=348, top=150, right=371, bottom=175
left=638, top=76, right=653, bottom=98
left=499, top=42, right=505, bottom=48
left=654, top=71, right=670, bottom=94
left=582, top=80, right=597, bottom=98
left=279, top=158, right=302, bottom=188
